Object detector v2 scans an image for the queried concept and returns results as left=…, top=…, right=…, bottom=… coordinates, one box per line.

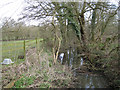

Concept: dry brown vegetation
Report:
left=2, top=47, right=74, bottom=88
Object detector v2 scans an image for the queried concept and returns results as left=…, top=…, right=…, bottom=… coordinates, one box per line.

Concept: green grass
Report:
left=2, top=38, right=43, bottom=65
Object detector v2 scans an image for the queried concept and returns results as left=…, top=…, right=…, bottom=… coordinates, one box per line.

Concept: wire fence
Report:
left=2, top=38, right=43, bottom=63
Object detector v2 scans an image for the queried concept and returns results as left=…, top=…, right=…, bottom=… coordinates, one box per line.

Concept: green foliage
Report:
left=39, top=83, right=51, bottom=88
left=55, top=70, right=64, bottom=74
left=13, top=75, right=36, bottom=88
left=98, top=43, right=105, bottom=49
left=42, top=70, right=49, bottom=81
left=66, top=12, right=81, bottom=40
left=49, top=62, right=52, bottom=67
left=43, top=75, right=49, bottom=81
left=62, top=80, right=69, bottom=86
left=49, top=59, right=53, bottom=67
left=42, top=61, right=46, bottom=66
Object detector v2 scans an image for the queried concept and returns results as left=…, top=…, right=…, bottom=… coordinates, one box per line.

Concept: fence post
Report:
left=36, top=37, right=38, bottom=50
left=24, top=40, right=26, bottom=59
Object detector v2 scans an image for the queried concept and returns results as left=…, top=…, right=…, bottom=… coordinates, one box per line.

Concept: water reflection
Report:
left=80, top=57, right=83, bottom=66
left=59, top=47, right=108, bottom=88
left=74, top=74, right=108, bottom=88
left=59, top=53, right=64, bottom=64
left=67, top=50, right=69, bottom=59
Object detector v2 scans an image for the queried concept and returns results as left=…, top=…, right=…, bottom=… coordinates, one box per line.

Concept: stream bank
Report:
left=59, top=47, right=110, bottom=88
left=2, top=45, right=119, bottom=88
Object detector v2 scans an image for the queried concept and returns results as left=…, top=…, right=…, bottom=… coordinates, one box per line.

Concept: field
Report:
left=2, top=38, right=43, bottom=65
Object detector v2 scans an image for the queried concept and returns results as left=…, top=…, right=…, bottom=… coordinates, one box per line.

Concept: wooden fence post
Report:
left=36, top=38, right=38, bottom=50
left=24, top=40, right=26, bottom=59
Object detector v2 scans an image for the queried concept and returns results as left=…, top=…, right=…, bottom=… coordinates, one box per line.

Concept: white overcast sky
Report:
left=0, top=0, right=25, bottom=20
left=0, top=0, right=119, bottom=26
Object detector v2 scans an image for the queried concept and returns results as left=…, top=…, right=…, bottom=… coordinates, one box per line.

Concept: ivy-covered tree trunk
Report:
left=78, top=2, right=88, bottom=52
left=60, top=23, right=66, bottom=46
left=118, top=1, right=120, bottom=68
left=91, top=9, right=96, bottom=41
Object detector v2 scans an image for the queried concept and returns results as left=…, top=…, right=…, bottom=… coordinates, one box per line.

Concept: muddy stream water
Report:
left=59, top=47, right=109, bottom=88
